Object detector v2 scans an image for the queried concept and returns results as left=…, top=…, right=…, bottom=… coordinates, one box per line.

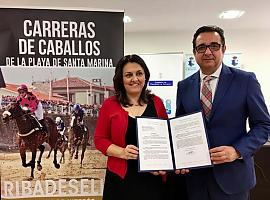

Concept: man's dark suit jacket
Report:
left=176, top=64, right=270, bottom=194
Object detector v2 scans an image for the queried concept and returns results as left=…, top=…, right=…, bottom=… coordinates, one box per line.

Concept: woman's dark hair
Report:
left=192, top=25, right=226, bottom=50
left=113, top=54, right=153, bottom=107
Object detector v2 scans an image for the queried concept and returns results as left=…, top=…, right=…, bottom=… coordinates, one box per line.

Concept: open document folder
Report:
left=136, top=112, right=212, bottom=172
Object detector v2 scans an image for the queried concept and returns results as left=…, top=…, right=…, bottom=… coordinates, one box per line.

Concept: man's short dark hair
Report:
left=192, top=25, right=225, bottom=50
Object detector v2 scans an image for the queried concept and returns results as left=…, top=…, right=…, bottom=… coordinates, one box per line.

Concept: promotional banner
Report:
left=184, top=53, right=242, bottom=78
left=0, top=8, right=124, bottom=68
left=0, top=7, right=123, bottom=200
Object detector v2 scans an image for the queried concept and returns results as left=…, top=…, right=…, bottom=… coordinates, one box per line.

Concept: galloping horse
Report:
left=69, top=115, right=90, bottom=166
left=47, top=132, right=68, bottom=164
left=2, top=102, right=60, bottom=180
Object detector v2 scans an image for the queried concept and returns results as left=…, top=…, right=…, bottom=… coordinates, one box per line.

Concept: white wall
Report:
left=125, top=29, right=270, bottom=109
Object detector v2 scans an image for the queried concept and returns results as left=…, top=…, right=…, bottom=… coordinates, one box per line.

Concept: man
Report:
left=175, top=25, right=270, bottom=200
left=16, top=84, right=47, bottom=133
left=55, top=116, right=67, bottom=141
left=71, top=104, right=84, bottom=127
left=70, top=103, right=87, bottom=133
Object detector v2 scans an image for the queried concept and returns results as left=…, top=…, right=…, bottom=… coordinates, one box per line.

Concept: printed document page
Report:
left=137, top=118, right=174, bottom=171
left=170, top=112, right=212, bottom=169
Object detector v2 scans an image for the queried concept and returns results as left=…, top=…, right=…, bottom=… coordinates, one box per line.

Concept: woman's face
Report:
left=122, top=62, right=145, bottom=96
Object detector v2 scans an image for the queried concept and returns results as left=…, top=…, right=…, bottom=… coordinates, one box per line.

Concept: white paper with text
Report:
left=170, top=112, right=211, bottom=169
left=137, top=118, right=174, bottom=171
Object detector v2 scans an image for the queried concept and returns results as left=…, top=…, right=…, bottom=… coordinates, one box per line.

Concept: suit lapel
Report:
left=210, top=65, right=234, bottom=120
left=184, top=72, right=201, bottom=112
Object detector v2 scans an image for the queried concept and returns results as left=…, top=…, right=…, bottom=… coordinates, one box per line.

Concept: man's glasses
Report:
left=195, top=42, right=222, bottom=53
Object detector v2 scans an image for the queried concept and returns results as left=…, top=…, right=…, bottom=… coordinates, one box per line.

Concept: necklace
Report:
left=122, top=104, right=147, bottom=117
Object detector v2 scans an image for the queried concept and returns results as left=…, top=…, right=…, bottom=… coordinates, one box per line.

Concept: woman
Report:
left=94, top=54, right=168, bottom=200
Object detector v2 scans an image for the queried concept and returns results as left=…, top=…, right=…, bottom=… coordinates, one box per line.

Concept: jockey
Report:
left=70, top=104, right=85, bottom=129
left=55, top=116, right=67, bottom=141
left=16, top=84, right=47, bottom=133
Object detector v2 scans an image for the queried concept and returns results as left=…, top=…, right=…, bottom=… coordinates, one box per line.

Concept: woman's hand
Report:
left=151, top=171, right=166, bottom=176
left=121, top=144, right=139, bottom=160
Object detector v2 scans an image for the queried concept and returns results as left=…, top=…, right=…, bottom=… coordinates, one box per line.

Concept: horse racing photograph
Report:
left=0, top=67, right=114, bottom=199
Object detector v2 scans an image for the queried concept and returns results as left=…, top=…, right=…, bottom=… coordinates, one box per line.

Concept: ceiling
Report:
left=1, top=0, right=270, bottom=33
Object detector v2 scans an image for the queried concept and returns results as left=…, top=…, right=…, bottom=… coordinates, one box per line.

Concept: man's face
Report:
left=193, top=32, right=226, bottom=75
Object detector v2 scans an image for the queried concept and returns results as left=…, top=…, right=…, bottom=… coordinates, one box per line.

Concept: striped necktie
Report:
left=201, top=76, right=215, bottom=120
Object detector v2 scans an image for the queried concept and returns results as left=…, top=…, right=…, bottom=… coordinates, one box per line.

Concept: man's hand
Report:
left=210, top=146, right=241, bottom=164
left=175, top=169, right=190, bottom=174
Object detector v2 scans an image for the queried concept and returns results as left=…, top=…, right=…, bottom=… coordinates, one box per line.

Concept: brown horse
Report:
left=2, top=102, right=60, bottom=180
left=47, top=133, right=68, bottom=164
left=69, top=115, right=90, bottom=167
